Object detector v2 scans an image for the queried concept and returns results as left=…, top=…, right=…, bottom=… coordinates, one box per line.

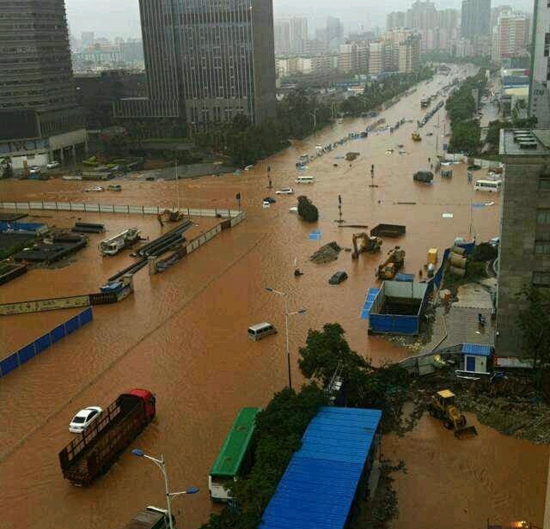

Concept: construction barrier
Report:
left=0, top=308, right=93, bottom=378
left=0, top=201, right=242, bottom=219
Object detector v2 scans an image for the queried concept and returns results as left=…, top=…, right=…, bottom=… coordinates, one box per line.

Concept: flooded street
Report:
left=1, top=65, right=547, bottom=529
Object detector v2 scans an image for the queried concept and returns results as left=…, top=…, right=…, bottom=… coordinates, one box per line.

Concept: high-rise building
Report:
left=0, top=0, right=86, bottom=171
left=491, top=5, right=513, bottom=28
left=406, top=0, right=438, bottom=31
left=115, top=0, right=276, bottom=132
left=385, top=29, right=421, bottom=73
left=529, top=0, right=550, bottom=128
left=496, top=130, right=550, bottom=358
left=81, top=31, right=95, bottom=48
left=326, top=16, right=344, bottom=50
left=368, top=42, right=386, bottom=75
left=275, top=17, right=308, bottom=56
left=438, top=9, right=460, bottom=30
left=491, top=11, right=530, bottom=65
left=338, top=42, right=369, bottom=73
left=387, top=12, right=406, bottom=31
left=461, top=0, right=491, bottom=39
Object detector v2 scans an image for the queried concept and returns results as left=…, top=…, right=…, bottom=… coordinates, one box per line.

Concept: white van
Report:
left=247, top=322, right=277, bottom=341
left=296, top=175, right=315, bottom=184
left=475, top=179, right=501, bottom=192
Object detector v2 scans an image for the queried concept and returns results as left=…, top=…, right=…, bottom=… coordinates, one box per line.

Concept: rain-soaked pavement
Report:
left=0, top=64, right=548, bottom=529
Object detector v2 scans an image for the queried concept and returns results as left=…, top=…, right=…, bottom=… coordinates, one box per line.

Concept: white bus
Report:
left=296, top=175, right=315, bottom=184
left=475, top=180, right=501, bottom=192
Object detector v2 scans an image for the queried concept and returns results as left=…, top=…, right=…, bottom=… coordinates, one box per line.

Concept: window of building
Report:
left=535, top=241, right=550, bottom=254
left=533, top=271, right=550, bottom=286
left=538, top=209, right=550, bottom=224
left=540, top=174, right=550, bottom=190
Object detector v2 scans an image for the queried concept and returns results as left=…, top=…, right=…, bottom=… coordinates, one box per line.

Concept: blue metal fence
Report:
left=0, top=308, right=93, bottom=378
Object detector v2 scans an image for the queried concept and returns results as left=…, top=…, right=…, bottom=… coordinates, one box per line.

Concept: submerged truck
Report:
left=99, top=228, right=141, bottom=256
left=123, top=507, right=173, bottom=529
left=59, top=389, right=156, bottom=486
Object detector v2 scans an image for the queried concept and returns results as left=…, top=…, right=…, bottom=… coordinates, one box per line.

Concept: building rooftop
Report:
left=503, top=86, right=529, bottom=97
left=500, top=129, right=550, bottom=157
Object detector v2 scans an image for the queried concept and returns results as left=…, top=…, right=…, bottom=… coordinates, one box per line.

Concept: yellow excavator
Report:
left=429, top=390, right=478, bottom=439
left=411, top=132, right=422, bottom=142
left=376, top=246, right=405, bottom=279
left=352, top=233, right=382, bottom=259
left=157, top=209, right=184, bottom=227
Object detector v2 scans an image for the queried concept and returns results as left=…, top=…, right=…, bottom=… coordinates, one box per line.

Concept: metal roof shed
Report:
left=462, top=343, right=492, bottom=373
left=259, top=407, right=382, bottom=529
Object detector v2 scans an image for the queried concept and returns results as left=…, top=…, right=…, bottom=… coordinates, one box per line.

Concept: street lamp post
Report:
left=265, top=287, right=306, bottom=390
left=132, top=449, right=199, bottom=529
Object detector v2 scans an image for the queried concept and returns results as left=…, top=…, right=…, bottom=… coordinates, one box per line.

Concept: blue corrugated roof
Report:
left=259, top=407, right=382, bottom=529
left=360, top=288, right=380, bottom=319
left=462, top=343, right=492, bottom=357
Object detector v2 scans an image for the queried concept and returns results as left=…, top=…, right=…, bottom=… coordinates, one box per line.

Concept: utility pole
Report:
left=369, top=164, right=378, bottom=188
left=267, top=165, right=272, bottom=189
left=334, top=195, right=345, bottom=224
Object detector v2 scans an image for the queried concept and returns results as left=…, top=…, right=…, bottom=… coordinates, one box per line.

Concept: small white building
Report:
left=461, top=343, right=492, bottom=373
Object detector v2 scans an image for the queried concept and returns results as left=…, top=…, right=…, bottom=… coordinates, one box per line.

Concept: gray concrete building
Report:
left=461, top=0, right=491, bottom=39
left=0, top=0, right=86, bottom=171
left=496, top=129, right=550, bottom=357
left=115, top=0, right=276, bottom=132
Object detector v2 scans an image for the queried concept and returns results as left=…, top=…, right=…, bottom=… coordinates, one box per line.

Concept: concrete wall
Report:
left=496, top=155, right=550, bottom=357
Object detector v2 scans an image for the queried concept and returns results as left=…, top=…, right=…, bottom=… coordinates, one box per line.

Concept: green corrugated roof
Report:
left=210, top=407, right=261, bottom=477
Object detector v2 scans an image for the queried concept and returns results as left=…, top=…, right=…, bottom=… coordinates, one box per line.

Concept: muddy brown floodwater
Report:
left=0, top=64, right=548, bottom=529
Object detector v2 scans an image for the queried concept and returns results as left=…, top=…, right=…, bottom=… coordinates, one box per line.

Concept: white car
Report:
left=46, top=161, right=60, bottom=170
left=275, top=187, right=294, bottom=195
left=262, top=200, right=271, bottom=209
left=244, top=165, right=254, bottom=171
left=69, top=406, right=103, bottom=433
left=84, top=186, right=105, bottom=192
left=29, top=165, right=41, bottom=174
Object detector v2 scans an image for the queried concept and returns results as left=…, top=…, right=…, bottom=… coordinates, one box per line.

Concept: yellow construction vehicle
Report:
left=411, top=132, right=422, bottom=142
left=157, top=209, right=184, bottom=227
left=352, top=232, right=382, bottom=259
left=429, top=390, right=478, bottom=439
left=376, top=246, right=405, bottom=280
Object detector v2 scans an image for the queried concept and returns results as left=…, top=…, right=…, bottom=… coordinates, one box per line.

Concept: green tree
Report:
left=297, top=195, right=319, bottom=222
left=448, top=120, right=481, bottom=154
left=517, top=286, right=550, bottom=369
left=485, top=120, right=510, bottom=152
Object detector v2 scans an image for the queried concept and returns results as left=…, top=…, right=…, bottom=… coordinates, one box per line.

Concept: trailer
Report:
left=59, top=389, right=156, bottom=486
left=370, top=224, right=406, bottom=238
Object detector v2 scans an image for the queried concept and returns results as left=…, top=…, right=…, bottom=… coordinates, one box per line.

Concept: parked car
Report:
left=467, top=164, right=482, bottom=171
left=262, top=200, right=271, bottom=209
left=84, top=186, right=105, bottom=192
left=275, top=187, right=294, bottom=195
left=489, top=237, right=500, bottom=248
left=329, top=271, right=348, bottom=285
left=263, top=196, right=276, bottom=204
left=107, top=184, right=122, bottom=192
left=69, top=406, right=103, bottom=433
left=46, top=161, right=60, bottom=170
left=29, top=165, right=40, bottom=175
left=244, top=165, right=254, bottom=171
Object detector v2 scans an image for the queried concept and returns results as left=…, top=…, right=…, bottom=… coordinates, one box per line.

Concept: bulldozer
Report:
left=411, top=132, right=422, bottom=142
left=352, top=232, right=382, bottom=259
left=376, top=246, right=405, bottom=280
left=429, top=390, right=478, bottom=439
left=157, top=209, right=184, bottom=227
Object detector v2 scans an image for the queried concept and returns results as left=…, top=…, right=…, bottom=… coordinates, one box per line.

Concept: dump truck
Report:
left=376, top=246, right=405, bottom=280
left=420, top=97, right=430, bottom=108
left=123, top=506, right=173, bottom=529
left=413, top=170, right=434, bottom=183
left=59, top=389, right=156, bottom=486
left=411, top=132, right=422, bottom=142
left=352, top=232, right=382, bottom=259
left=99, top=228, right=141, bottom=256
left=429, top=390, right=478, bottom=439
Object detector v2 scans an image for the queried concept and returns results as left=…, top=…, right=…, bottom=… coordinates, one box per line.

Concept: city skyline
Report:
left=66, top=0, right=534, bottom=39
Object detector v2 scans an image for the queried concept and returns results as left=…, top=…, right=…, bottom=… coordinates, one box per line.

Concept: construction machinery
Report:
left=352, top=232, right=382, bottom=259
left=157, top=209, right=184, bottom=227
left=376, top=246, right=405, bottom=280
left=411, top=132, right=422, bottom=142
left=429, top=390, right=478, bottom=439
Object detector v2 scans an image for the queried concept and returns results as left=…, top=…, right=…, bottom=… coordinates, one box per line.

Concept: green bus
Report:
left=209, top=407, right=261, bottom=502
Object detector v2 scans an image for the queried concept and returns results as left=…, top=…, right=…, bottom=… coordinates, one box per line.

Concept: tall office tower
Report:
left=274, top=19, right=292, bottom=55
left=438, top=9, right=460, bottom=30
left=116, top=0, right=276, bottom=132
left=461, top=0, right=491, bottom=39
left=386, top=11, right=406, bottom=31
left=0, top=0, right=86, bottom=172
left=529, top=0, right=550, bottom=127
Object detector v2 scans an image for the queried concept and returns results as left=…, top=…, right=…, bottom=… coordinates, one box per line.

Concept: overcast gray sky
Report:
left=66, top=0, right=535, bottom=40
